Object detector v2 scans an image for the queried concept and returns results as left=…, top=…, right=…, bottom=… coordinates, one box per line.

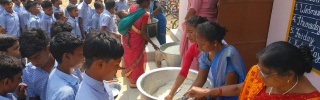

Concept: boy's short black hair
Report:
left=25, top=1, right=37, bottom=11
left=41, top=0, right=52, bottom=9
left=0, top=0, right=12, bottom=4
left=67, top=5, right=77, bottom=12
left=54, top=11, right=64, bottom=20
left=50, top=32, right=83, bottom=64
left=105, top=0, right=115, bottom=10
left=51, top=0, right=57, bottom=4
left=83, top=31, right=124, bottom=69
left=0, top=34, right=18, bottom=52
left=19, top=28, right=49, bottom=58
left=0, top=52, right=23, bottom=80
left=50, top=21, right=73, bottom=38
left=94, top=2, right=103, bottom=9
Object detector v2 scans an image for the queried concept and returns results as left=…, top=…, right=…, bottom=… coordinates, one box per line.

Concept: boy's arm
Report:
left=77, top=7, right=86, bottom=39
left=0, top=16, right=6, bottom=33
left=100, top=15, right=110, bottom=32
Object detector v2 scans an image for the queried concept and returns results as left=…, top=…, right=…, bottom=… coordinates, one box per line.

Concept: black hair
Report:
left=94, top=2, right=103, bottom=9
left=50, top=21, right=73, bottom=38
left=136, top=0, right=148, bottom=5
left=67, top=5, right=77, bottom=13
left=54, top=11, right=64, bottom=20
left=50, top=32, right=83, bottom=64
left=19, top=28, right=49, bottom=58
left=197, top=21, right=227, bottom=43
left=257, top=41, right=313, bottom=77
left=25, top=1, right=37, bottom=11
left=83, top=31, right=124, bottom=69
left=186, top=16, right=208, bottom=28
left=0, top=52, right=23, bottom=80
left=51, top=0, right=57, bottom=4
left=41, top=0, right=52, bottom=9
left=0, top=0, right=12, bottom=4
left=0, top=34, right=18, bottom=52
left=104, top=0, right=115, bottom=10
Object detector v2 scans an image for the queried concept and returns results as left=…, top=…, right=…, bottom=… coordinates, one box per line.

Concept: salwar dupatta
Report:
left=122, top=4, right=149, bottom=86
left=208, top=45, right=246, bottom=100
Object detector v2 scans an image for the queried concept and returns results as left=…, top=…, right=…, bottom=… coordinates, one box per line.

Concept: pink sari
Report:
left=122, top=4, right=149, bottom=85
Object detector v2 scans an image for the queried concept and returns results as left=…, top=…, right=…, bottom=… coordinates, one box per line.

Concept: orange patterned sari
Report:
left=240, top=65, right=320, bottom=100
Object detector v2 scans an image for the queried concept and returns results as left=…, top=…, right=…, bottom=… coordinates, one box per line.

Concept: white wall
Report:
left=178, top=0, right=188, bottom=31
left=267, top=0, right=293, bottom=45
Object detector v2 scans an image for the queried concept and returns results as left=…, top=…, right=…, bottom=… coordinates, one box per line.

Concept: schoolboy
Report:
left=75, top=31, right=123, bottom=100
left=100, top=0, right=120, bottom=38
left=13, top=0, right=22, bottom=13
left=0, top=34, right=20, bottom=58
left=67, top=5, right=83, bottom=38
left=20, top=28, right=57, bottom=100
left=51, top=0, right=62, bottom=13
left=40, top=0, right=54, bottom=36
left=77, top=0, right=93, bottom=38
left=0, top=0, right=21, bottom=37
left=91, top=2, right=103, bottom=32
left=25, top=1, right=41, bottom=29
left=54, top=11, right=68, bottom=22
left=50, top=21, right=73, bottom=38
left=64, top=0, right=77, bottom=18
left=46, top=32, right=84, bottom=100
left=0, top=52, right=26, bottom=100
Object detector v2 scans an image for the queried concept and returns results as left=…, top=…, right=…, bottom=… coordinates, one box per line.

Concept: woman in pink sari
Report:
left=122, top=0, right=159, bottom=88
left=180, top=0, right=218, bottom=65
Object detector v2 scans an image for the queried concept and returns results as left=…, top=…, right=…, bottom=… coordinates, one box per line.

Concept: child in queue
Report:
left=46, top=32, right=84, bottom=100
left=75, top=31, right=124, bottom=100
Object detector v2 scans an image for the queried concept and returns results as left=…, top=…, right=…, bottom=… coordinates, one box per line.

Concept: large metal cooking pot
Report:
left=160, top=42, right=181, bottom=67
left=147, top=18, right=158, bottom=38
left=137, top=67, right=212, bottom=100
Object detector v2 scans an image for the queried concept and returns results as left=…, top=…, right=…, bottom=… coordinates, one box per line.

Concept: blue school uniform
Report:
left=91, top=13, right=100, bottom=31
left=75, top=73, right=114, bottom=100
left=40, top=14, right=54, bottom=36
left=67, top=17, right=82, bottom=38
left=46, top=68, right=80, bottom=100
left=28, top=14, right=41, bottom=29
left=0, top=11, right=21, bottom=37
left=99, top=10, right=116, bottom=32
left=115, top=0, right=128, bottom=11
left=78, top=2, right=93, bottom=32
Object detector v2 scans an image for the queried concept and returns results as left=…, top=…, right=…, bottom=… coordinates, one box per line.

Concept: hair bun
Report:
left=299, top=45, right=313, bottom=73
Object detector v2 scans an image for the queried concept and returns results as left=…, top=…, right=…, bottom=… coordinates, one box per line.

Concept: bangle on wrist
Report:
left=215, top=87, right=222, bottom=97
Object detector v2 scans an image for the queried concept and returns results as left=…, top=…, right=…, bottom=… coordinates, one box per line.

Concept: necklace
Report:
left=268, top=77, right=299, bottom=95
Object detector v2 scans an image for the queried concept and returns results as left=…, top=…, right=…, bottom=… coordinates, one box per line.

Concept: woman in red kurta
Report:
left=165, top=16, right=208, bottom=100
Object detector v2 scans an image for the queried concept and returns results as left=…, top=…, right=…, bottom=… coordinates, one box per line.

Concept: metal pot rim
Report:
left=136, top=67, right=208, bottom=99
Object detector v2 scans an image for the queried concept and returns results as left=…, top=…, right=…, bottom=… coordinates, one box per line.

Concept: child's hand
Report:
left=15, top=83, right=27, bottom=100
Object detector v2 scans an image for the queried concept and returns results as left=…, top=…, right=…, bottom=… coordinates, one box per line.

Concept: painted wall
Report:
left=178, top=0, right=188, bottom=31
left=267, top=0, right=293, bottom=45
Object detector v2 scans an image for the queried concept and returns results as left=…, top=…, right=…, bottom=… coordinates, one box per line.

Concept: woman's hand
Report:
left=184, top=86, right=210, bottom=99
left=164, top=94, right=173, bottom=100
left=153, top=44, right=160, bottom=50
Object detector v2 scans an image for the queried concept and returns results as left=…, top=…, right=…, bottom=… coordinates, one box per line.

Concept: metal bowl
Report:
left=147, top=18, right=158, bottom=38
left=160, top=42, right=182, bottom=67
left=137, top=67, right=212, bottom=100
left=108, top=82, right=122, bottom=98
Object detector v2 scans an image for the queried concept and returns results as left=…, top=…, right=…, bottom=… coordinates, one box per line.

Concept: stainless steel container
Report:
left=160, top=42, right=181, bottom=67
left=147, top=18, right=158, bottom=38
left=137, top=67, right=212, bottom=100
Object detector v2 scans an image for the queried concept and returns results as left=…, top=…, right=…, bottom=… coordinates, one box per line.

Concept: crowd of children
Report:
left=0, top=0, right=128, bottom=99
